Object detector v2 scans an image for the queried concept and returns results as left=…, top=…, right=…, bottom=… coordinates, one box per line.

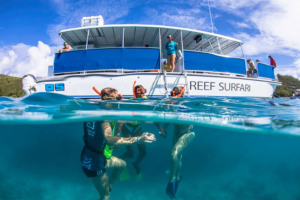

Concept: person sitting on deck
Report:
left=247, top=59, right=256, bottom=78
left=165, top=35, right=178, bottom=72
left=81, top=87, right=156, bottom=200
left=59, top=42, right=71, bottom=53
left=268, top=55, right=277, bottom=68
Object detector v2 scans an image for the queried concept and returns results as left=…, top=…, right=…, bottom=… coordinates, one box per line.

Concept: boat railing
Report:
left=256, top=62, right=275, bottom=80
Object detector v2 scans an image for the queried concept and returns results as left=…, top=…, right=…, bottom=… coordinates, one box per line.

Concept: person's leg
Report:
left=91, top=172, right=110, bottom=200
left=167, top=56, right=171, bottom=71
left=170, top=54, right=176, bottom=72
left=119, top=125, right=134, bottom=160
left=106, top=156, right=126, bottom=188
left=133, top=128, right=146, bottom=174
left=169, top=131, right=195, bottom=183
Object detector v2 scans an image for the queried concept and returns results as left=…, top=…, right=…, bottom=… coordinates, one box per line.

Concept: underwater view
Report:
left=1, top=93, right=300, bottom=200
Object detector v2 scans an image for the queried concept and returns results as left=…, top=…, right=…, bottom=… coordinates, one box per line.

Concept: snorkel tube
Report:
left=133, top=81, right=137, bottom=98
left=93, top=86, right=101, bottom=96
left=177, top=84, right=186, bottom=98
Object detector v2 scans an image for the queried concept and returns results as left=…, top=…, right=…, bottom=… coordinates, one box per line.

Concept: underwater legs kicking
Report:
left=120, top=124, right=146, bottom=175
left=91, top=156, right=126, bottom=200
left=166, top=129, right=195, bottom=199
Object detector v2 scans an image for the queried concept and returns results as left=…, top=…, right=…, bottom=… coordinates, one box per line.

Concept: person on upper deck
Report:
left=268, top=55, right=277, bottom=68
left=165, top=35, right=178, bottom=72
left=59, top=42, right=71, bottom=53
left=247, top=59, right=256, bottom=78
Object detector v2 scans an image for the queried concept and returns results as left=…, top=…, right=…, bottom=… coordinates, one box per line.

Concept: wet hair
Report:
left=64, top=42, right=68, bottom=45
left=268, top=55, right=272, bottom=58
left=172, top=86, right=184, bottom=97
left=101, top=87, right=118, bottom=100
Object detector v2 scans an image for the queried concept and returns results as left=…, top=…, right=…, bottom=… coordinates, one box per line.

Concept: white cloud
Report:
left=218, top=0, right=300, bottom=55
left=210, top=0, right=300, bottom=78
left=143, top=7, right=212, bottom=31
left=47, top=0, right=137, bottom=44
left=276, top=58, right=300, bottom=79
left=0, top=42, right=54, bottom=78
left=228, top=21, right=250, bottom=29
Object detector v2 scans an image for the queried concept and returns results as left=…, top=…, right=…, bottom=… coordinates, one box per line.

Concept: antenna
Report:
left=208, top=0, right=214, bottom=33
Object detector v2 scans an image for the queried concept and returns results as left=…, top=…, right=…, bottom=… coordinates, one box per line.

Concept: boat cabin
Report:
left=52, top=16, right=276, bottom=81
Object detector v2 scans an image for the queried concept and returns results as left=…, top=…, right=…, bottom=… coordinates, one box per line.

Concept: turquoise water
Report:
left=1, top=93, right=300, bottom=199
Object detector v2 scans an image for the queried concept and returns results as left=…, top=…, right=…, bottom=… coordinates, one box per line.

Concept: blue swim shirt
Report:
left=165, top=41, right=178, bottom=55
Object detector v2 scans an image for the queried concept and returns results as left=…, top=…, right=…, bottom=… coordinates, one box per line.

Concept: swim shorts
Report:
left=81, top=146, right=107, bottom=178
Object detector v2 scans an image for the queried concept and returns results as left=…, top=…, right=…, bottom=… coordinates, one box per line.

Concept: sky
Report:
left=0, top=0, right=300, bottom=78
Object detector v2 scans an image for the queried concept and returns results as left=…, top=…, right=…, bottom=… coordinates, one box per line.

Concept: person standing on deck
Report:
left=268, top=55, right=277, bottom=68
left=165, top=35, right=178, bottom=72
left=81, top=87, right=156, bottom=200
left=162, top=86, right=195, bottom=199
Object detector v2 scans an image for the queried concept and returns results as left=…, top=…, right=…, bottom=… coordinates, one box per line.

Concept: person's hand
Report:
left=176, top=43, right=178, bottom=46
left=59, top=49, right=63, bottom=53
left=159, top=130, right=167, bottom=138
left=139, top=132, right=156, bottom=143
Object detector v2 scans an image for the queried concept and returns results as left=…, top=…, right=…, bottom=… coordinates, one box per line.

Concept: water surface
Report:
left=0, top=93, right=300, bottom=200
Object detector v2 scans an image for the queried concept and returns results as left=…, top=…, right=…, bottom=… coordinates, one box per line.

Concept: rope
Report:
left=273, top=93, right=281, bottom=98
left=148, top=70, right=162, bottom=96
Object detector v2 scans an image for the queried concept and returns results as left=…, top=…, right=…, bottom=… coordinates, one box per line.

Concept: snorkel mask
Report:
left=136, top=88, right=147, bottom=94
left=170, top=85, right=186, bottom=98
left=133, top=81, right=147, bottom=98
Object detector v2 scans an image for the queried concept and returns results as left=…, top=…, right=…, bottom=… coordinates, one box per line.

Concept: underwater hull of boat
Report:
left=27, top=73, right=280, bottom=98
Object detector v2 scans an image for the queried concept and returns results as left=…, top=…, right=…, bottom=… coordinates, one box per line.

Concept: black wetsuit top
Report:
left=81, top=121, right=107, bottom=171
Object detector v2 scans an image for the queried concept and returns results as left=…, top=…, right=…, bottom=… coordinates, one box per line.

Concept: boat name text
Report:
left=190, top=81, right=251, bottom=92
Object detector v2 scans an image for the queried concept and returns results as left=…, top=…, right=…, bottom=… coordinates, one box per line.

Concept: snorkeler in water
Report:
left=81, top=87, right=157, bottom=200
left=164, top=86, right=195, bottom=199
left=119, top=83, right=166, bottom=175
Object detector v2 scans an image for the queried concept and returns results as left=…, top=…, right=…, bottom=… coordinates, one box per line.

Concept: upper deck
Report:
left=58, top=24, right=242, bottom=55
left=53, top=24, right=276, bottom=81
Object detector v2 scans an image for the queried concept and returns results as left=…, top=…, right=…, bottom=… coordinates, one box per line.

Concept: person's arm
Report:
left=115, top=122, right=123, bottom=137
left=175, top=42, right=178, bottom=50
left=67, top=45, right=72, bottom=51
left=102, top=121, right=156, bottom=146
left=153, top=123, right=167, bottom=138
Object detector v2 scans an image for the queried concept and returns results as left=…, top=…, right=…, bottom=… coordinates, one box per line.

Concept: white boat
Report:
left=22, top=16, right=281, bottom=99
left=291, top=89, right=300, bottom=99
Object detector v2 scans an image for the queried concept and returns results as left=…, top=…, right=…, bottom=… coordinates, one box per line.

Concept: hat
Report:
left=167, top=35, right=172, bottom=39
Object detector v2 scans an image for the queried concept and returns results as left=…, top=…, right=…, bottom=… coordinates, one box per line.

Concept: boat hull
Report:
left=25, top=73, right=281, bottom=98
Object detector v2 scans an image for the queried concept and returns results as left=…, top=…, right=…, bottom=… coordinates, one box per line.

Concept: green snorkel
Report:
left=103, top=122, right=116, bottom=159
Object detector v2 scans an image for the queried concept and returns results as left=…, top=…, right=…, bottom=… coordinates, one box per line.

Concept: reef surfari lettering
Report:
left=190, top=81, right=251, bottom=92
